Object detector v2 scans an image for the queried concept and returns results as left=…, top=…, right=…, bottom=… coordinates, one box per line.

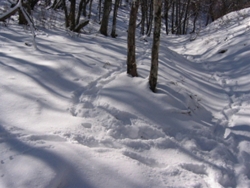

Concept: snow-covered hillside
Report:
left=0, top=5, right=250, bottom=188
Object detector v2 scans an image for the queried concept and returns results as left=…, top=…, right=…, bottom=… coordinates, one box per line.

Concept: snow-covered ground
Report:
left=0, top=4, right=250, bottom=188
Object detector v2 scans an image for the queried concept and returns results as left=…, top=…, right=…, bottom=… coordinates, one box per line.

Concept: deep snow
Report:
left=0, top=4, right=250, bottom=188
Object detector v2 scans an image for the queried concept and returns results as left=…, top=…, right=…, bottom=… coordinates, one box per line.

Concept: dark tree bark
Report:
left=164, top=0, right=169, bottom=35
left=51, top=0, right=63, bottom=10
left=88, top=0, right=94, bottom=19
left=206, top=0, right=215, bottom=26
left=73, top=20, right=89, bottom=32
left=183, top=0, right=190, bottom=34
left=82, top=0, right=90, bottom=17
left=98, top=0, right=102, bottom=22
left=28, top=0, right=39, bottom=10
left=100, top=0, right=112, bottom=36
left=19, top=0, right=31, bottom=25
left=191, top=1, right=199, bottom=34
left=111, top=0, right=120, bottom=38
left=127, top=0, right=139, bottom=77
left=76, top=0, right=85, bottom=26
left=175, top=0, right=179, bottom=34
left=171, top=1, right=175, bottom=34
left=149, top=0, right=162, bottom=92
left=146, top=0, right=153, bottom=36
left=62, top=0, right=69, bottom=28
left=69, top=0, right=76, bottom=30
left=140, top=0, right=146, bottom=35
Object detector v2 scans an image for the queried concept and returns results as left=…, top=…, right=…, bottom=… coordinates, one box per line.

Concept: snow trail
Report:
left=1, top=4, right=250, bottom=187
left=168, top=9, right=250, bottom=186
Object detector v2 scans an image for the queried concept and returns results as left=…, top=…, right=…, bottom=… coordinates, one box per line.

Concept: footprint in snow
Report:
left=180, top=163, right=207, bottom=175
left=123, top=150, right=164, bottom=168
left=81, top=123, right=92, bottom=128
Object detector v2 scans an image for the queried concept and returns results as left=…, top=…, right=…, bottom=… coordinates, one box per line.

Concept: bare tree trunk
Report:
left=191, top=10, right=198, bottom=33
left=183, top=0, right=190, bottom=34
left=111, top=0, right=120, bottom=38
left=206, top=0, right=215, bottom=26
left=171, top=1, right=175, bottom=34
left=149, top=0, right=162, bottom=92
left=98, top=0, right=102, bottom=22
left=175, top=0, right=179, bottom=34
left=191, top=1, right=201, bottom=33
left=28, top=0, right=39, bottom=10
left=62, top=0, right=69, bottom=28
left=73, top=20, right=89, bottom=32
left=140, top=0, right=146, bottom=35
left=127, top=0, right=139, bottom=77
left=146, top=0, right=153, bottom=36
left=88, top=0, right=94, bottom=19
left=164, top=0, right=169, bottom=35
left=69, top=0, right=76, bottom=30
left=100, top=0, right=112, bottom=36
left=76, top=0, right=85, bottom=26
left=19, top=0, right=31, bottom=25
left=82, top=0, right=90, bottom=17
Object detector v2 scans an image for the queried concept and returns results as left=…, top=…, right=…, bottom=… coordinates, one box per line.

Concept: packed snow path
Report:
left=168, top=9, right=250, bottom=187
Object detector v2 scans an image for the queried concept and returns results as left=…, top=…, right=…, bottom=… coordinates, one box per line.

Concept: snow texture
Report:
left=0, top=4, right=250, bottom=188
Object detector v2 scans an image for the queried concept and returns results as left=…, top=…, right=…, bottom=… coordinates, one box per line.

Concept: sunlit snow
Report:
left=1, top=5, right=250, bottom=188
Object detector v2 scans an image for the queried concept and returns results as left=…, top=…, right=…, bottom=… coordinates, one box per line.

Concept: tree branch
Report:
left=0, top=0, right=21, bottom=22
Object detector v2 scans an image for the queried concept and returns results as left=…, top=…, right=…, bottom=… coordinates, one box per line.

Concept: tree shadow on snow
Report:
left=0, top=124, right=94, bottom=188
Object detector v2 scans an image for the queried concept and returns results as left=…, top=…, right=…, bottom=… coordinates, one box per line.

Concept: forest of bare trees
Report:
left=1, top=0, right=250, bottom=91
left=1, top=0, right=250, bottom=34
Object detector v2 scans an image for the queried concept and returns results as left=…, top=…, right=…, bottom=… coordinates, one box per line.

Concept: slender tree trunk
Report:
left=171, top=1, right=175, bottom=34
left=62, top=0, right=69, bottom=28
left=191, top=11, right=198, bottom=33
left=175, top=0, right=179, bottom=34
left=164, top=0, right=170, bottom=35
left=146, top=0, right=153, bottom=36
left=98, top=0, right=102, bottom=22
left=100, top=0, right=112, bottom=36
left=82, top=0, right=90, bottom=17
left=111, top=0, right=120, bottom=38
left=127, top=0, right=139, bottom=77
left=69, top=0, right=76, bottom=30
left=145, top=0, right=149, bottom=30
left=76, top=0, right=85, bottom=26
left=19, top=0, right=31, bottom=25
left=191, top=1, right=201, bottom=33
left=51, top=0, right=63, bottom=10
left=206, top=0, right=214, bottom=26
left=183, top=0, right=190, bottom=34
left=28, top=0, right=39, bottom=10
left=88, top=0, right=94, bottom=19
left=140, top=0, right=146, bottom=35
left=149, top=0, right=162, bottom=92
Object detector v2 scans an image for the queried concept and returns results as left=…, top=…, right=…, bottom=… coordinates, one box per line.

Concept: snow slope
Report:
left=0, top=6, right=250, bottom=188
